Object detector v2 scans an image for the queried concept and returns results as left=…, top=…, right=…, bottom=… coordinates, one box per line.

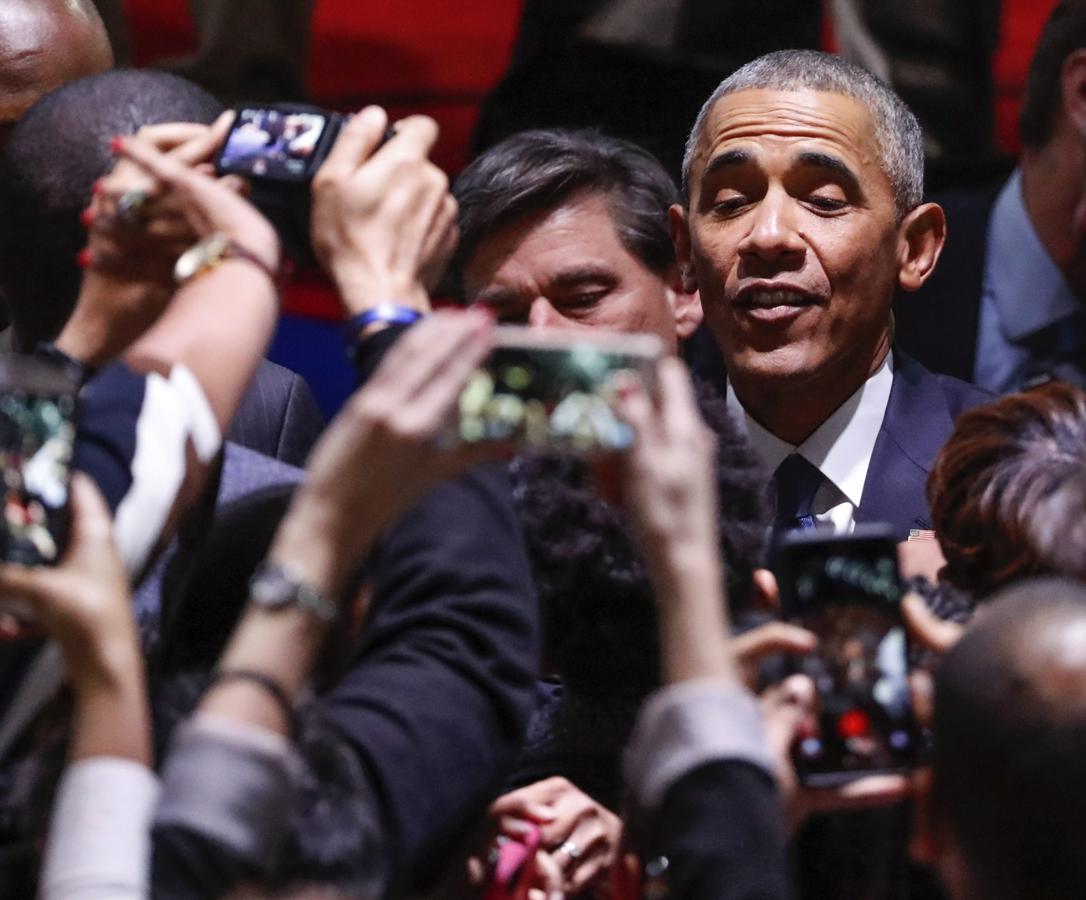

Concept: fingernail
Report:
left=92, top=180, right=103, bottom=196
left=76, top=248, right=93, bottom=269
left=80, top=207, right=94, bottom=228
left=110, top=135, right=125, bottom=153
left=504, top=818, right=533, bottom=836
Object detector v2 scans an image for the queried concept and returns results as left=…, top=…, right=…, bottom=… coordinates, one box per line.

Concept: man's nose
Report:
left=527, top=297, right=567, bottom=328
left=738, top=188, right=805, bottom=263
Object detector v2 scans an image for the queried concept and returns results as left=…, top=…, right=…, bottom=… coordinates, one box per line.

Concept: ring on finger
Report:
left=116, top=189, right=151, bottom=226
left=557, top=840, right=582, bottom=861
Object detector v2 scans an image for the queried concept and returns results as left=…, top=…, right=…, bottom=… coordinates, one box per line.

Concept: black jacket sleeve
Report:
left=316, top=463, right=540, bottom=893
left=635, top=760, right=794, bottom=900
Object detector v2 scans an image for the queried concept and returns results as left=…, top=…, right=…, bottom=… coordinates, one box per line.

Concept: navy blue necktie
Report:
left=773, top=454, right=825, bottom=533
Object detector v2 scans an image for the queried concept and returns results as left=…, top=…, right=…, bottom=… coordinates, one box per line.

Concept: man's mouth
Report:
left=734, top=288, right=820, bottom=323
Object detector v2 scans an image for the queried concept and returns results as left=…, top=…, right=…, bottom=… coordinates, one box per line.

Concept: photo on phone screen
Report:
left=218, top=107, right=328, bottom=181
left=0, top=357, right=78, bottom=567
left=457, top=326, right=662, bottom=453
left=776, top=527, right=921, bottom=786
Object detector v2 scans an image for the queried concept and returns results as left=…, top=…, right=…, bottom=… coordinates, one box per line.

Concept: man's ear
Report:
left=669, top=203, right=698, bottom=294
left=751, top=568, right=780, bottom=612
left=896, top=202, right=946, bottom=293
left=662, top=263, right=703, bottom=340
left=1062, top=49, right=1086, bottom=139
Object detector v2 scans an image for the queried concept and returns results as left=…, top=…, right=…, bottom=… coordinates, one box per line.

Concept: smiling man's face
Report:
left=674, top=88, right=902, bottom=394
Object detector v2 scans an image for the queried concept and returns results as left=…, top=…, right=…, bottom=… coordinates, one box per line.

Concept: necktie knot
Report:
left=773, top=454, right=825, bottom=532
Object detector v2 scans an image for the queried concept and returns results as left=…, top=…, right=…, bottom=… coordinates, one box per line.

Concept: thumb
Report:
left=63, top=473, right=116, bottom=560
left=901, top=592, right=963, bottom=654
left=734, top=621, right=818, bottom=663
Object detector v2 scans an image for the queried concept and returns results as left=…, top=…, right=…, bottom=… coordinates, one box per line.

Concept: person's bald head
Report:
left=932, top=578, right=1086, bottom=898
left=0, top=0, right=112, bottom=144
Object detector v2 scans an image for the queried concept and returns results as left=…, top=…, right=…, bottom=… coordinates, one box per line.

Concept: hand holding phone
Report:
left=215, top=103, right=399, bottom=266
left=775, top=526, right=923, bottom=786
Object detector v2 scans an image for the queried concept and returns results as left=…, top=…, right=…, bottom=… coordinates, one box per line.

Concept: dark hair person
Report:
left=450, top=128, right=680, bottom=298
left=927, top=382, right=1086, bottom=600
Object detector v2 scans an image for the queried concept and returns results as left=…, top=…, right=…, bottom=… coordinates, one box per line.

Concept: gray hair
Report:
left=681, top=50, right=924, bottom=218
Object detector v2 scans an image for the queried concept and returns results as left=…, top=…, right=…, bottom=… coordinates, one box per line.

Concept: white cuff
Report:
left=40, top=757, right=160, bottom=900
left=114, top=363, right=222, bottom=575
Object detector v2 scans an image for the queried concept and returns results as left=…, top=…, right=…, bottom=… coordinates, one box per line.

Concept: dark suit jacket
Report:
left=685, top=337, right=991, bottom=538
left=856, top=352, right=992, bottom=535
left=228, top=359, right=324, bottom=467
left=893, top=184, right=1002, bottom=383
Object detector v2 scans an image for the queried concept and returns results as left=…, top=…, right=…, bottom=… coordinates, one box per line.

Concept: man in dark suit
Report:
left=676, top=49, right=989, bottom=539
left=896, top=0, right=1086, bottom=395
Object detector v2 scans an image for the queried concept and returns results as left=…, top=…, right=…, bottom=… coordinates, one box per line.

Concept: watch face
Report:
left=250, top=566, right=292, bottom=610
left=174, top=234, right=231, bottom=284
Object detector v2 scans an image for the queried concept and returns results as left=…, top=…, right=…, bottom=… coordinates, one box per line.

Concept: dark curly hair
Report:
left=512, top=378, right=770, bottom=698
left=927, top=382, right=1086, bottom=600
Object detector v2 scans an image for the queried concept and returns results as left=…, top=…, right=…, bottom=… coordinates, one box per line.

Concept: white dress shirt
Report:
left=726, top=354, right=894, bottom=533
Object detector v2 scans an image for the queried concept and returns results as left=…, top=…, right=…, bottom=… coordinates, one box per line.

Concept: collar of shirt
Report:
left=985, top=169, right=1080, bottom=342
left=726, top=353, right=894, bottom=514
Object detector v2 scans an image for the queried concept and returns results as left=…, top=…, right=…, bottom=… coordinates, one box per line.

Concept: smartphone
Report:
left=0, top=356, right=78, bottom=575
left=457, top=326, right=663, bottom=453
left=775, top=525, right=922, bottom=786
left=215, top=104, right=345, bottom=183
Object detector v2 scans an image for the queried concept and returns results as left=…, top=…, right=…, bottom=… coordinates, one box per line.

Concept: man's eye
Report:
left=563, top=290, right=607, bottom=309
left=712, top=197, right=749, bottom=216
left=805, top=195, right=847, bottom=213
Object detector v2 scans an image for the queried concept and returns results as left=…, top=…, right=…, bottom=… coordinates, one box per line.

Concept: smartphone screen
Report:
left=217, top=107, right=329, bottom=181
left=0, top=358, right=77, bottom=571
left=457, top=326, right=662, bottom=453
left=777, top=527, right=921, bottom=785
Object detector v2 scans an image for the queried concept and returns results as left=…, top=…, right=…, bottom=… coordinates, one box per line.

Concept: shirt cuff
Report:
left=624, top=678, right=774, bottom=814
left=40, top=757, right=161, bottom=900
left=154, top=714, right=302, bottom=870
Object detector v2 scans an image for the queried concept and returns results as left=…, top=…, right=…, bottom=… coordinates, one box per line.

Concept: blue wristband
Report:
left=341, top=303, right=424, bottom=344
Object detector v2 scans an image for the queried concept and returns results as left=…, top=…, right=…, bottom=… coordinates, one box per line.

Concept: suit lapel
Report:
left=854, top=352, right=955, bottom=534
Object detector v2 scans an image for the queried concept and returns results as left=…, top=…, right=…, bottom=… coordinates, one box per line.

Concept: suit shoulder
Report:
left=932, top=372, right=994, bottom=418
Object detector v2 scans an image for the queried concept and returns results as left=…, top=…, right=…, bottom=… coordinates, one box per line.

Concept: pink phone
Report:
left=482, top=823, right=542, bottom=899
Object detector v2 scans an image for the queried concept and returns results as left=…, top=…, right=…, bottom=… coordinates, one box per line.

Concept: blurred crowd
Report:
left=0, top=1, right=1085, bottom=899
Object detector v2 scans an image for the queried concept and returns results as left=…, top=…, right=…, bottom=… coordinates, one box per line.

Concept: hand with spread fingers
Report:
left=311, top=105, right=458, bottom=316
left=487, top=777, right=622, bottom=898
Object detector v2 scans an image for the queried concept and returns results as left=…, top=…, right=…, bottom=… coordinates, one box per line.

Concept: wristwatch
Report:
left=248, top=561, right=338, bottom=624
left=174, top=232, right=278, bottom=287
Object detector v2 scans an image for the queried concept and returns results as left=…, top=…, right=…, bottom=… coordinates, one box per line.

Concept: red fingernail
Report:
left=92, top=179, right=104, bottom=196
left=76, top=248, right=93, bottom=269
left=110, top=135, right=125, bottom=153
left=80, top=207, right=94, bottom=228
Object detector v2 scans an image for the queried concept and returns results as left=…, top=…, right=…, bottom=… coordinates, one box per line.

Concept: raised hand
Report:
left=311, top=106, right=458, bottom=315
